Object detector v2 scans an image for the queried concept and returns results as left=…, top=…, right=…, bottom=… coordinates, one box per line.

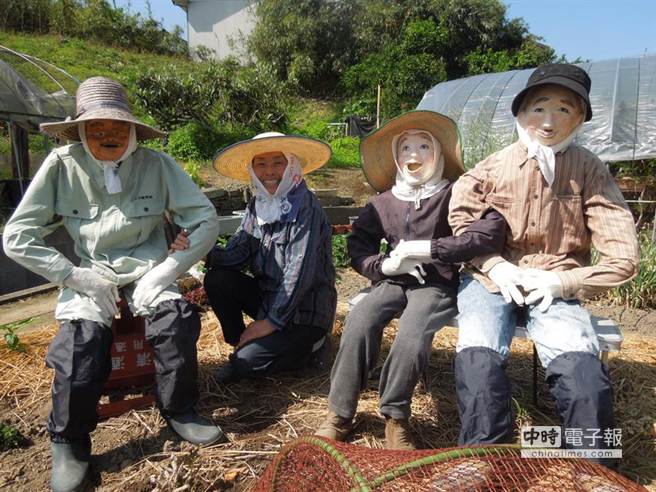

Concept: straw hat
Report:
left=212, top=132, right=332, bottom=182
left=40, top=76, right=166, bottom=141
left=360, top=110, right=464, bottom=192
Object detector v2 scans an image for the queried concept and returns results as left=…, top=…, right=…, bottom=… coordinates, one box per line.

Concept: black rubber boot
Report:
left=455, top=346, right=513, bottom=445
left=166, top=410, right=226, bottom=446
left=546, top=351, right=616, bottom=467
left=50, top=435, right=91, bottom=492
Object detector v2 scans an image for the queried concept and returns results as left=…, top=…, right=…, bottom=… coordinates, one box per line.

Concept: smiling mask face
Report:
left=517, top=84, right=584, bottom=146
left=395, top=130, right=442, bottom=187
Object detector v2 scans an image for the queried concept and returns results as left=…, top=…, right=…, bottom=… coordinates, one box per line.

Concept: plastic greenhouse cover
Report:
left=0, top=59, right=75, bottom=131
left=417, top=54, right=656, bottom=168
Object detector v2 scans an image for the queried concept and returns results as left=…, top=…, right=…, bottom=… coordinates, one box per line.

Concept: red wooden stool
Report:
left=97, top=300, right=156, bottom=419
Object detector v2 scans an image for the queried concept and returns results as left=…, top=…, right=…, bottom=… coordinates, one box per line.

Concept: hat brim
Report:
left=360, top=110, right=464, bottom=193
left=39, top=107, right=166, bottom=141
left=212, top=135, right=332, bottom=182
left=511, top=76, right=592, bottom=121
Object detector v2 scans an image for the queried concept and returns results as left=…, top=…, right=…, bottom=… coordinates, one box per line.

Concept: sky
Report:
left=118, top=0, right=656, bottom=62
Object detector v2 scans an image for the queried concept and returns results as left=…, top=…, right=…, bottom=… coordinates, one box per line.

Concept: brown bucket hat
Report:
left=360, top=110, right=464, bottom=192
left=40, top=76, right=166, bottom=141
left=212, top=132, right=332, bottom=182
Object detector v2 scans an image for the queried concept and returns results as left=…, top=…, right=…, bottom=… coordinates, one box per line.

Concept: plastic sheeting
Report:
left=417, top=54, right=656, bottom=168
left=0, top=58, right=75, bottom=131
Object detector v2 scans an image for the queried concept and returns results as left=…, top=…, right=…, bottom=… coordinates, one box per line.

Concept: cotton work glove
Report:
left=63, top=267, right=120, bottom=319
left=487, top=261, right=525, bottom=305
left=132, top=257, right=181, bottom=314
left=381, top=256, right=428, bottom=285
left=390, top=239, right=432, bottom=261
left=520, top=268, right=564, bottom=312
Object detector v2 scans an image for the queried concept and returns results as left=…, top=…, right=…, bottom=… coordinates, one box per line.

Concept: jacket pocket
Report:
left=124, top=200, right=166, bottom=244
left=550, top=194, right=586, bottom=252
left=55, top=201, right=99, bottom=244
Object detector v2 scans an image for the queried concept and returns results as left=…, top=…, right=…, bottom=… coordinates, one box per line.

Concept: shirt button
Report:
left=533, top=194, right=539, bottom=199
left=530, top=221, right=536, bottom=226
left=523, top=259, right=529, bottom=264
left=73, top=209, right=78, bottom=215
left=144, top=207, right=149, bottom=212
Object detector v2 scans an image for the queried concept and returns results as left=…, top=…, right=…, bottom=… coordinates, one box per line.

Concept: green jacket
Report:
left=3, top=143, right=219, bottom=287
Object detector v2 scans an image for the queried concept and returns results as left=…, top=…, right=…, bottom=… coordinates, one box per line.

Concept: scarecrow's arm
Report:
left=555, top=159, right=639, bottom=299
left=162, top=154, right=220, bottom=274
left=347, top=202, right=388, bottom=282
left=2, top=151, right=72, bottom=285
left=432, top=209, right=507, bottom=264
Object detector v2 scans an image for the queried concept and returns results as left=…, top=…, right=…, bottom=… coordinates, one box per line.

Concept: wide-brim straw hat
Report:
left=213, top=132, right=332, bottom=182
left=360, top=110, right=464, bottom=192
left=40, top=76, right=166, bottom=141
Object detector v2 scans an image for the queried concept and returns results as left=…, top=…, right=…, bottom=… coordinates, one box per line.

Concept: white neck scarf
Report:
left=79, top=123, right=138, bottom=194
left=515, top=121, right=580, bottom=187
left=248, top=153, right=303, bottom=225
left=390, top=130, right=449, bottom=209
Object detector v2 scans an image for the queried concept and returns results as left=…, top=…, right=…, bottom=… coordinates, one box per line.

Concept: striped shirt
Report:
left=449, top=140, right=639, bottom=300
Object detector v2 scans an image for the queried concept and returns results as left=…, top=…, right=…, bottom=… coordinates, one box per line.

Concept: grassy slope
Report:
left=0, top=30, right=196, bottom=120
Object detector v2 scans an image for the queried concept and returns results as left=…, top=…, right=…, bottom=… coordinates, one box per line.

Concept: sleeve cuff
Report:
left=472, top=254, right=505, bottom=273
left=555, top=270, right=581, bottom=300
left=267, top=317, right=285, bottom=331
left=430, top=239, right=440, bottom=259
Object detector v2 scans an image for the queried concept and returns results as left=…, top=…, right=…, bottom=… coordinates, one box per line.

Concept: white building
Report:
left=172, top=0, right=255, bottom=60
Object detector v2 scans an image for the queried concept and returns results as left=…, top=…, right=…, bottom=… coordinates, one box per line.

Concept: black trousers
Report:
left=45, top=299, right=200, bottom=441
left=203, top=267, right=325, bottom=378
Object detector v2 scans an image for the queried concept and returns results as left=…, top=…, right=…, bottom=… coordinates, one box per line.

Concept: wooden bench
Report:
left=348, top=287, right=623, bottom=405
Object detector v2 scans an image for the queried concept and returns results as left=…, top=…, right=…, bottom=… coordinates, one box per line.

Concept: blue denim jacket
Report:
left=209, top=181, right=336, bottom=332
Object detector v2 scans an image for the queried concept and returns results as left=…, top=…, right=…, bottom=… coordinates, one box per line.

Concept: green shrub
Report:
left=332, top=234, right=350, bottom=268
left=593, top=230, right=656, bottom=309
left=182, top=162, right=204, bottom=188
left=0, top=422, right=25, bottom=450
left=167, top=123, right=223, bottom=162
left=328, top=137, right=360, bottom=168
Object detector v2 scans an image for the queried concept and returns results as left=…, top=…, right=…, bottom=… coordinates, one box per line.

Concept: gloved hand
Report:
left=63, top=267, right=120, bottom=319
left=520, top=268, right=563, bottom=312
left=132, top=257, right=181, bottom=313
left=390, top=239, right=432, bottom=261
left=381, top=256, right=428, bottom=284
left=487, top=261, right=525, bottom=305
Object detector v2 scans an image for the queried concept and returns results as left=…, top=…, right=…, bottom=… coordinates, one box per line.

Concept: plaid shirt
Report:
left=209, top=181, right=336, bottom=331
left=449, top=141, right=639, bottom=300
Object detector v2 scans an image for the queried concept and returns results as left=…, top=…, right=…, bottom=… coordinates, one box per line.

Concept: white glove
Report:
left=64, top=267, right=120, bottom=319
left=487, top=261, right=525, bottom=305
left=390, top=239, right=432, bottom=261
left=381, top=256, right=428, bottom=284
left=520, top=269, right=564, bottom=312
left=132, top=257, right=181, bottom=313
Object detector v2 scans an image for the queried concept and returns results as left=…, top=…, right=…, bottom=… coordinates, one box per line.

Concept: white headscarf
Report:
left=248, top=153, right=303, bottom=225
left=390, top=130, right=449, bottom=209
left=79, top=122, right=138, bottom=194
left=515, top=121, right=581, bottom=188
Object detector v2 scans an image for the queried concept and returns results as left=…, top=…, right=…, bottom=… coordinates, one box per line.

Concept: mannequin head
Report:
left=395, top=130, right=443, bottom=187
left=84, top=119, right=131, bottom=161
left=516, top=84, right=585, bottom=146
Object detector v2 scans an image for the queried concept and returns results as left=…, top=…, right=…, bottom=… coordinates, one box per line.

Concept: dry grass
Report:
left=0, top=302, right=654, bottom=491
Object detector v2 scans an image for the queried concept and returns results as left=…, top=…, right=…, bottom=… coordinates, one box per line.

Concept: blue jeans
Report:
left=456, top=275, right=599, bottom=367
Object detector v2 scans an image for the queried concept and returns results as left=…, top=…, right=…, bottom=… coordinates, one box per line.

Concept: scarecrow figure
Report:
left=3, top=77, right=223, bottom=492
left=315, top=111, right=508, bottom=449
left=197, top=132, right=337, bottom=382
left=448, top=64, right=639, bottom=463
